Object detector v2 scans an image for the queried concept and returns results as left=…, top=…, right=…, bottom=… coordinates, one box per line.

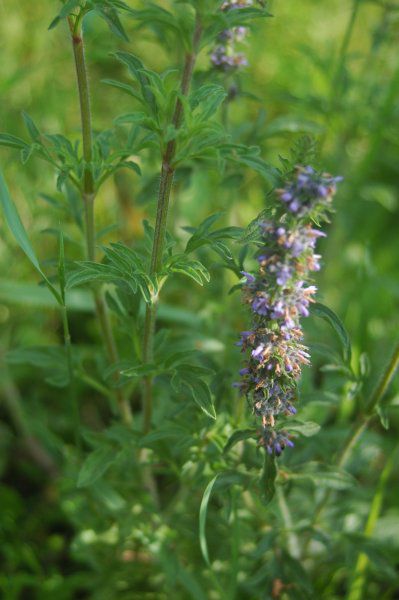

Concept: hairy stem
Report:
left=303, top=341, right=399, bottom=557
left=68, top=15, right=132, bottom=425
left=141, top=17, right=202, bottom=433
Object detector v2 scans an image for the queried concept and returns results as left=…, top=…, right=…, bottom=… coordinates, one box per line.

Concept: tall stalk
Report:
left=68, top=13, right=132, bottom=425
left=141, top=17, right=202, bottom=433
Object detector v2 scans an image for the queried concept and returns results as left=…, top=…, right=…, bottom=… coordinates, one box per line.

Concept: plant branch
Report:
left=68, top=13, right=132, bottom=425
left=141, top=16, right=202, bottom=434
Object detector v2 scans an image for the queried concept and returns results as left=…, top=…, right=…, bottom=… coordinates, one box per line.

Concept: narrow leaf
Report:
left=199, top=475, right=219, bottom=566
left=311, top=302, right=352, bottom=363
left=0, top=170, right=62, bottom=304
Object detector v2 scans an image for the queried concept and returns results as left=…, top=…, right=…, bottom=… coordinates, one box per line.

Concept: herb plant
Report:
left=0, top=1, right=398, bottom=598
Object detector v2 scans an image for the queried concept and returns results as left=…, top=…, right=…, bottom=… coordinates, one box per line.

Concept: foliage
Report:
left=0, top=0, right=399, bottom=598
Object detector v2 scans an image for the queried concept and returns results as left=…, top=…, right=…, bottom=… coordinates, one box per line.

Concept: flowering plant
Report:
left=0, top=1, right=398, bottom=598
left=237, top=166, right=342, bottom=454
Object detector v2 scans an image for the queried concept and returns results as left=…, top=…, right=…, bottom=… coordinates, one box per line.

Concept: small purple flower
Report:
left=241, top=270, right=256, bottom=284
left=251, top=344, right=264, bottom=359
left=275, top=265, right=292, bottom=286
left=252, top=295, right=269, bottom=316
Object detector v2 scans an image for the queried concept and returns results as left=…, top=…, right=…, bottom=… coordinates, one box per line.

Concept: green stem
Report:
left=61, top=303, right=81, bottom=447
left=141, top=17, right=202, bottom=433
left=303, top=341, right=399, bottom=556
left=77, top=372, right=114, bottom=400
left=68, top=14, right=132, bottom=425
left=346, top=447, right=397, bottom=600
left=331, top=0, right=361, bottom=103
left=366, top=342, right=399, bottom=413
left=69, top=15, right=94, bottom=195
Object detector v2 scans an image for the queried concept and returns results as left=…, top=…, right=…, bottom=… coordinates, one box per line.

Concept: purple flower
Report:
left=241, top=270, right=256, bottom=284
left=252, top=295, right=269, bottom=316
left=235, top=164, right=341, bottom=457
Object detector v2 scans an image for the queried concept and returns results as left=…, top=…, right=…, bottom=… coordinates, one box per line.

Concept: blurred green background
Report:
left=0, top=0, right=398, bottom=597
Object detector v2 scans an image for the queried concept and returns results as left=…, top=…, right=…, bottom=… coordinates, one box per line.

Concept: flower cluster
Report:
left=210, top=1, right=253, bottom=71
left=236, top=166, right=342, bottom=456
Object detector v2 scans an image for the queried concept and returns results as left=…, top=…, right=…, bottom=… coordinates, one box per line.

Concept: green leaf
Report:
left=223, top=429, right=257, bottom=454
left=0, top=133, right=29, bottom=149
left=311, top=302, right=352, bottom=363
left=0, top=280, right=94, bottom=312
left=286, top=420, right=321, bottom=437
left=77, top=446, right=116, bottom=488
left=48, top=0, right=82, bottom=30
left=288, top=462, right=356, bottom=490
left=186, top=378, right=216, bottom=420
left=259, top=452, right=277, bottom=505
left=7, top=346, right=70, bottom=387
left=92, top=482, right=126, bottom=512
left=190, top=84, right=227, bottom=121
left=166, top=255, right=210, bottom=286
left=22, top=112, right=40, bottom=141
left=376, top=403, right=389, bottom=430
left=221, top=144, right=280, bottom=185
left=139, top=425, right=189, bottom=448
left=95, top=5, right=129, bottom=41
left=0, top=170, right=62, bottom=304
left=121, top=363, right=158, bottom=378
left=199, top=475, right=219, bottom=566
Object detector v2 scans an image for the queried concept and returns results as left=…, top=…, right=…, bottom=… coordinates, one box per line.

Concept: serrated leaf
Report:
left=166, top=256, right=210, bottom=286
left=77, top=446, right=116, bottom=488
